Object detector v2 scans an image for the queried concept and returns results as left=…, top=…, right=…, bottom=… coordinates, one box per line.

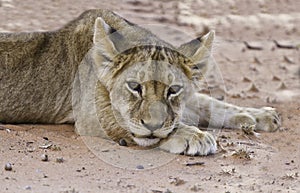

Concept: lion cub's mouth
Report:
left=133, top=136, right=161, bottom=147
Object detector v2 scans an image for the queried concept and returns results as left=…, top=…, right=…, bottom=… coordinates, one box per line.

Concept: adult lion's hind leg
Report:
left=159, top=123, right=217, bottom=156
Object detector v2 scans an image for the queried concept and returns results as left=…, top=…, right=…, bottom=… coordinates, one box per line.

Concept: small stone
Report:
left=216, top=95, right=224, bottom=101
left=274, top=40, right=297, bottom=49
left=43, top=137, right=49, bottom=141
left=244, top=41, right=263, bottom=50
left=51, top=145, right=61, bottom=151
left=169, top=177, right=186, bottom=186
left=272, top=76, right=281, bottom=81
left=27, top=148, right=35, bottom=153
left=4, top=163, right=12, bottom=171
left=185, top=161, right=205, bottom=166
left=41, top=154, right=48, bottom=162
left=279, top=64, right=287, bottom=71
left=283, top=56, right=295, bottom=64
left=277, top=82, right=287, bottom=90
left=56, top=157, right=64, bottom=163
left=248, top=83, right=259, bottom=92
left=24, top=185, right=31, bottom=190
left=190, top=183, right=203, bottom=192
left=151, top=190, right=163, bottom=193
left=136, top=165, right=144, bottom=170
left=39, top=143, right=52, bottom=149
left=249, top=65, right=258, bottom=72
left=254, top=57, right=262, bottom=64
left=119, top=139, right=127, bottom=146
left=242, top=77, right=252, bottom=82
left=266, top=96, right=277, bottom=104
left=231, top=93, right=242, bottom=98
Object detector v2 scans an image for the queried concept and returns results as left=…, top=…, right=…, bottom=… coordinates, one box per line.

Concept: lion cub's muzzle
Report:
left=140, top=100, right=169, bottom=132
left=131, top=100, right=176, bottom=147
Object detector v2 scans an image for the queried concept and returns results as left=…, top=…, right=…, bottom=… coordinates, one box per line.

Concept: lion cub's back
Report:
left=0, top=31, right=76, bottom=123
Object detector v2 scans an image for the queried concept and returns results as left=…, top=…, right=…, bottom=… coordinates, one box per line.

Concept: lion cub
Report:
left=0, top=10, right=281, bottom=156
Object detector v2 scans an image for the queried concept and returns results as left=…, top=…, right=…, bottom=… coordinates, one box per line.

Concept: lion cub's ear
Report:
left=178, top=31, right=215, bottom=79
left=93, top=17, right=118, bottom=59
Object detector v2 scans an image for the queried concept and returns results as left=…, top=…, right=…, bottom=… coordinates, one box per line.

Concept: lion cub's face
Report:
left=110, top=53, right=192, bottom=146
left=92, top=17, right=214, bottom=147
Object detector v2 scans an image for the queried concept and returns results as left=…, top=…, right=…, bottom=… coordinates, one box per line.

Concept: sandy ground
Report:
left=0, top=0, right=300, bottom=192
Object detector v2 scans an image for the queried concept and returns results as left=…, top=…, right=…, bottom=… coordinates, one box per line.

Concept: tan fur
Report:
left=0, top=9, right=134, bottom=123
left=0, top=10, right=281, bottom=155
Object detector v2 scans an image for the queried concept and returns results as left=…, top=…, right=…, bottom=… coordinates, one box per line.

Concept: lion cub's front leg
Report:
left=226, top=106, right=281, bottom=132
left=159, top=123, right=217, bottom=156
left=187, top=93, right=281, bottom=132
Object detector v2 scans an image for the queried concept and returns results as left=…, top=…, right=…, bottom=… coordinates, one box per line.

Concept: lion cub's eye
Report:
left=127, top=81, right=142, bottom=94
left=167, top=85, right=182, bottom=97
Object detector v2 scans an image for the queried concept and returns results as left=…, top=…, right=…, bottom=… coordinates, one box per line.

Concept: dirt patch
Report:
left=0, top=0, right=299, bottom=192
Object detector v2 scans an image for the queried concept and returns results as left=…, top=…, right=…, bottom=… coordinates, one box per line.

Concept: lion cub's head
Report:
left=92, top=17, right=214, bottom=147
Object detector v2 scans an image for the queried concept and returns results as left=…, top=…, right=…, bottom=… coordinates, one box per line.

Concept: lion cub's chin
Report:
left=133, top=137, right=161, bottom=147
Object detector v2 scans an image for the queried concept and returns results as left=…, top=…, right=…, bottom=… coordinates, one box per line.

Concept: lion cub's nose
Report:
left=141, top=101, right=168, bottom=131
left=141, top=119, right=164, bottom=131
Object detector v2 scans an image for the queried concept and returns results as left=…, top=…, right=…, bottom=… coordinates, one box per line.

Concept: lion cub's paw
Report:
left=159, top=125, right=217, bottom=156
left=254, top=107, right=281, bottom=132
left=232, top=107, right=281, bottom=132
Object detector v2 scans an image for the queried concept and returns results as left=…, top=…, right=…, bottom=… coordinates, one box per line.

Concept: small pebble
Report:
left=4, top=163, right=12, bottom=171
left=216, top=95, right=224, bottom=101
left=185, top=161, right=205, bottom=166
left=242, top=77, right=251, bottom=82
left=24, top=185, right=31, bottom=190
left=136, top=165, right=144, bottom=170
left=56, top=157, right=64, bottom=163
left=277, top=82, right=287, bottom=90
left=248, top=83, right=259, bottom=92
left=119, top=139, right=127, bottom=146
left=254, top=57, right=262, bottom=64
left=43, top=137, right=49, bottom=141
left=41, top=154, right=48, bottom=162
left=272, top=76, right=281, bottom=81
left=190, top=183, right=202, bottom=192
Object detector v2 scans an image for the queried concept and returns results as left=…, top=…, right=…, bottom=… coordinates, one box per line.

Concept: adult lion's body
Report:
left=0, top=10, right=281, bottom=156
